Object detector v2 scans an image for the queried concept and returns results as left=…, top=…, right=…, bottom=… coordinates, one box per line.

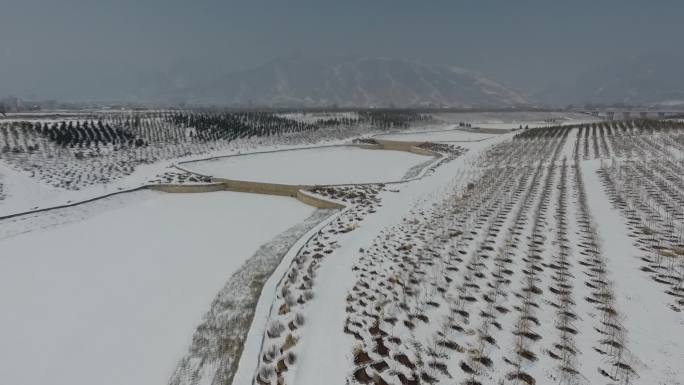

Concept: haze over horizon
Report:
left=2, top=0, right=683, bottom=106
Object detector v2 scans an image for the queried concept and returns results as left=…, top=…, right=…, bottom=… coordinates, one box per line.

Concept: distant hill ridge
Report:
left=193, top=55, right=529, bottom=108
left=536, top=53, right=684, bottom=107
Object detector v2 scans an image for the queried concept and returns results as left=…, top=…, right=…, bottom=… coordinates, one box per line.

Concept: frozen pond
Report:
left=0, top=190, right=315, bottom=385
left=183, top=145, right=432, bottom=185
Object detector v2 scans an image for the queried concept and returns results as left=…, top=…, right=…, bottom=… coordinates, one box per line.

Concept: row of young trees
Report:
left=32, top=121, right=142, bottom=148
left=342, top=130, right=574, bottom=385
left=358, top=110, right=431, bottom=128
left=2, top=110, right=433, bottom=153
left=516, top=119, right=684, bottom=142
left=164, top=111, right=320, bottom=142
left=0, top=109, right=435, bottom=190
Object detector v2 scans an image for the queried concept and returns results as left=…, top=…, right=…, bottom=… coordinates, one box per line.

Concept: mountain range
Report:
left=536, top=53, right=684, bottom=107
left=5, top=53, right=684, bottom=109
left=188, top=55, right=529, bottom=108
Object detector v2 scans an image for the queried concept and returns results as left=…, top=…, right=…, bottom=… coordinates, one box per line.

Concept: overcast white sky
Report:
left=1, top=0, right=682, bottom=101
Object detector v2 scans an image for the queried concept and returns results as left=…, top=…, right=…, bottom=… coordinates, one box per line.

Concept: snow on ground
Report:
left=291, top=160, right=476, bottom=385
left=433, top=111, right=601, bottom=130
left=0, top=161, right=64, bottom=215
left=233, top=134, right=510, bottom=385
left=583, top=160, right=684, bottom=384
left=0, top=156, right=177, bottom=217
left=0, top=137, right=358, bottom=218
left=0, top=156, right=215, bottom=218
left=374, top=128, right=496, bottom=142
left=235, top=122, right=684, bottom=385
left=170, top=207, right=336, bottom=385
left=182, top=146, right=431, bottom=185
left=287, top=136, right=517, bottom=385
left=1, top=111, right=397, bottom=218
left=0, top=190, right=315, bottom=385
left=4, top=118, right=682, bottom=385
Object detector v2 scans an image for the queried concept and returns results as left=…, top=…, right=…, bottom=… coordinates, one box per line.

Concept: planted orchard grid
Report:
left=340, top=124, right=650, bottom=384
left=253, top=146, right=467, bottom=385
left=0, top=111, right=432, bottom=191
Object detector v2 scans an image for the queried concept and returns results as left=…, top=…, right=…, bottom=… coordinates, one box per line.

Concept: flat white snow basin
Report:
left=376, top=129, right=495, bottom=142
left=0, top=190, right=315, bottom=385
left=182, top=146, right=431, bottom=185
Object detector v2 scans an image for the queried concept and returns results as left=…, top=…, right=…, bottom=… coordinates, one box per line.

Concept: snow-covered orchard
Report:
left=1, top=111, right=683, bottom=385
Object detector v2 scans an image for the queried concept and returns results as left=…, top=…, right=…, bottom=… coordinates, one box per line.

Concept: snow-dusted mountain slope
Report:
left=538, top=53, right=684, bottom=106
left=198, top=55, right=528, bottom=108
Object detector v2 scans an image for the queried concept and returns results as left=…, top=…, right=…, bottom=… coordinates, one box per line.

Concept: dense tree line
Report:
left=514, top=124, right=573, bottom=140
left=31, top=120, right=143, bottom=148
left=164, top=111, right=320, bottom=141
left=2, top=110, right=439, bottom=155
left=358, top=110, right=431, bottom=129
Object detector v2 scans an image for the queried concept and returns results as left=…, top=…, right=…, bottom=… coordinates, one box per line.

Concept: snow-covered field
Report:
left=2, top=112, right=683, bottom=385
left=0, top=111, right=425, bottom=216
left=374, top=128, right=495, bottom=142
left=0, top=190, right=315, bottom=385
left=234, top=121, right=684, bottom=385
left=182, top=146, right=432, bottom=185
left=0, top=158, right=174, bottom=217
left=433, top=111, right=601, bottom=130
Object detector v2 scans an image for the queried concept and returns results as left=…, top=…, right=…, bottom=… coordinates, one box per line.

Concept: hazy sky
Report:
left=1, top=0, right=682, bottom=100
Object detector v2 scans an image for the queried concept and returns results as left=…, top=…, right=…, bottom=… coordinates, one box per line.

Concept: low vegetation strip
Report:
left=251, top=185, right=386, bottom=385
left=169, top=209, right=337, bottom=385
